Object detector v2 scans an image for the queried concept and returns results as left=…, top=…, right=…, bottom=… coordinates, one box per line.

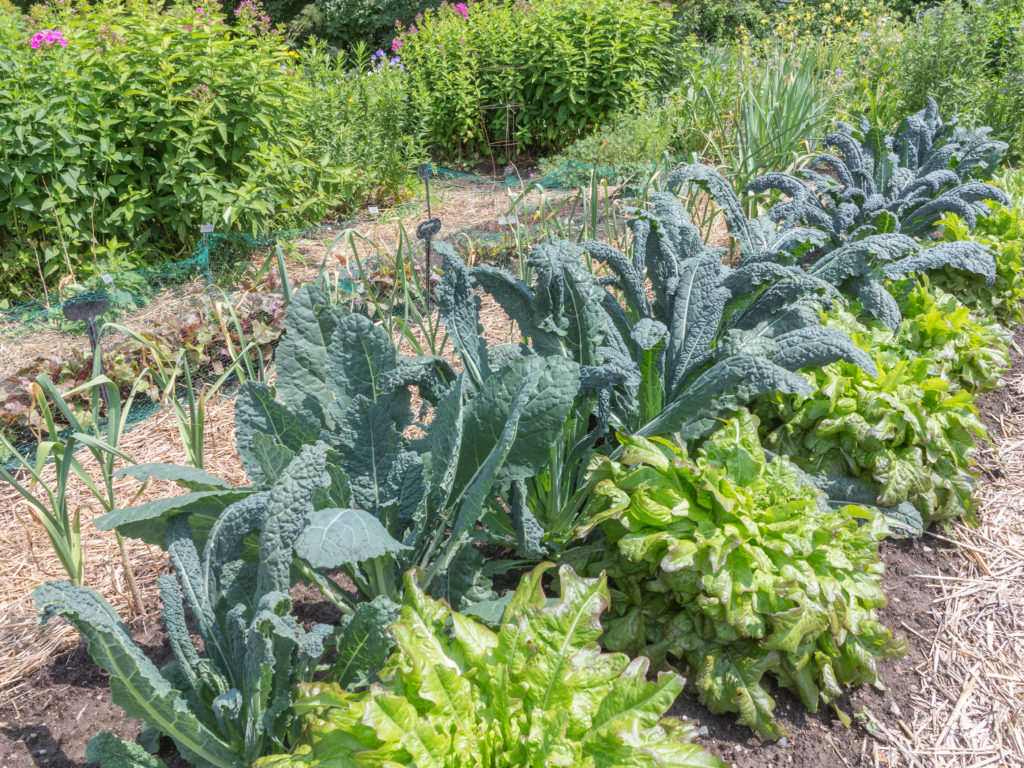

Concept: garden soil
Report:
left=0, top=259, right=1017, bottom=767
left=0, top=518, right=967, bottom=768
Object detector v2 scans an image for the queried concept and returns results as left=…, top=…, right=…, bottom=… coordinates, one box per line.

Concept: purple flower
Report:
left=29, top=28, right=67, bottom=49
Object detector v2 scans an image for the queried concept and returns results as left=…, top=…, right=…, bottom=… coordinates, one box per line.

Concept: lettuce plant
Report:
left=756, top=303, right=990, bottom=525
left=567, top=411, right=906, bottom=740
left=34, top=444, right=340, bottom=768
left=933, top=205, right=1024, bottom=326
left=256, top=564, right=726, bottom=768
left=897, top=280, right=1010, bottom=394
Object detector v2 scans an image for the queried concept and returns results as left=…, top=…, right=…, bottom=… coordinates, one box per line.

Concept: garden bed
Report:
left=1, top=315, right=1020, bottom=768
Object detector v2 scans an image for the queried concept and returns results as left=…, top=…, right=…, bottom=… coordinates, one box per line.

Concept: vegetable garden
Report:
left=1, top=1, right=1023, bottom=767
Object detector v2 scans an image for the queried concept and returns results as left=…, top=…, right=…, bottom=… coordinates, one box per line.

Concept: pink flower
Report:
left=391, top=37, right=403, bottom=51
left=58, top=38, right=67, bottom=46
left=30, top=39, right=40, bottom=48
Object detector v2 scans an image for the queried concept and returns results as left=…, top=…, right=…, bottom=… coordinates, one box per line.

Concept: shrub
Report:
left=313, top=0, right=433, bottom=50
left=0, top=0, right=345, bottom=302
left=300, top=43, right=425, bottom=206
left=673, top=0, right=892, bottom=42
left=397, top=0, right=676, bottom=158
left=536, top=98, right=682, bottom=188
left=673, top=0, right=774, bottom=40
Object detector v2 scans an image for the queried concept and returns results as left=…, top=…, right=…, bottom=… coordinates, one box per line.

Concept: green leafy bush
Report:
left=569, top=411, right=906, bottom=739
left=0, top=1, right=423, bottom=304
left=537, top=98, right=683, bottom=188
left=313, top=0, right=432, bottom=50
left=0, top=0, right=338, bottom=302
left=397, top=0, right=676, bottom=157
left=300, top=42, right=425, bottom=206
left=672, top=0, right=892, bottom=41
left=257, top=564, right=725, bottom=768
left=756, top=301, right=991, bottom=526
left=455, top=193, right=875, bottom=546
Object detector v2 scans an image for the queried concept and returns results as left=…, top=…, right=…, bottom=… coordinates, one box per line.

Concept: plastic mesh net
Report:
left=0, top=157, right=665, bottom=466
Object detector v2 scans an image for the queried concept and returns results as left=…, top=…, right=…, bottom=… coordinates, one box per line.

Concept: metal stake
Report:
left=416, top=163, right=441, bottom=310
left=63, top=291, right=111, bottom=411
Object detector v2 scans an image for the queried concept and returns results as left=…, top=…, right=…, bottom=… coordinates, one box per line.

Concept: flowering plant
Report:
left=28, top=28, right=67, bottom=48
left=235, top=0, right=272, bottom=35
left=397, top=0, right=674, bottom=157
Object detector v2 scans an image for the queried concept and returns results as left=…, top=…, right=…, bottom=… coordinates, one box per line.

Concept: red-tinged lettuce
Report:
left=568, top=411, right=906, bottom=740
left=255, top=565, right=726, bottom=768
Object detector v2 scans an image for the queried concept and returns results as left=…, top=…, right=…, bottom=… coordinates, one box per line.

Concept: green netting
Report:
left=0, top=156, right=662, bottom=469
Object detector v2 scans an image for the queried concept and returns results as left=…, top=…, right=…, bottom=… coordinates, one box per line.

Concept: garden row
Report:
left=16, top=101, right=1024, bottom=766
left=4, top=0, right=1024, bottom=307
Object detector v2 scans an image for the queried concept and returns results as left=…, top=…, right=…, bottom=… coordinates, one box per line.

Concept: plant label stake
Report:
left=63, top=291, right=111, bottom=410
left=416, top=163, right=441, bottom=310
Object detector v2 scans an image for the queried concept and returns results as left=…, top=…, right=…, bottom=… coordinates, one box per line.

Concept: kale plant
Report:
left=670, top=162, right=997, bottom=333
left=747, top=99, right=1009, bottom=242
left=34, top=444, right=339, bottom=767
left=450, top=195, right=874, bottom=549
left=468, top=192, right=876, bottom=442
left=97, top=283, right=580, bottom=621
left=566, top=411, right=906, bottom=740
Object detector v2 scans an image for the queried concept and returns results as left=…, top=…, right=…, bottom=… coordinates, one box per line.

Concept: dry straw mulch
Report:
left=0, top=398, right=246, bottom=706
left=873, top=366, right=1024, bottom=768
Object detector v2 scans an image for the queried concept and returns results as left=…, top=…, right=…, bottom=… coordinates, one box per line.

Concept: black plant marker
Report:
left=416, top=163, right=441, bottom=311
left=63, top=290, right=111, bottom=410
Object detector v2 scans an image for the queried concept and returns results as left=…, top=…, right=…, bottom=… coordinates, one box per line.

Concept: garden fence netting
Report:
left=0, top=156, right=674, bottom=465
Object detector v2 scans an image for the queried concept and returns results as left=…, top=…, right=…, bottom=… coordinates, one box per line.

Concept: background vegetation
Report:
left=3, top=0, right=1023, bottom=306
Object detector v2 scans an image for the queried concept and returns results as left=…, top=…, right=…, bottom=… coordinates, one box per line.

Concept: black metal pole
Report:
left=416, top=164, right=441, bottom=312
